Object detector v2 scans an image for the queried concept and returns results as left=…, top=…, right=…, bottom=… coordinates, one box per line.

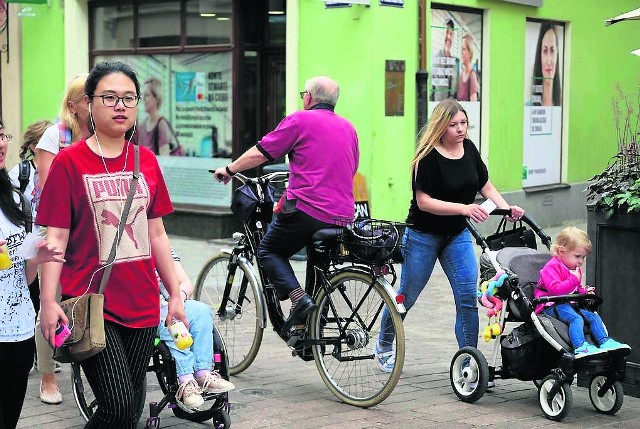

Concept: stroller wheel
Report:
left=449, top=347, right=489, bottom=403
left=213, top=409, right=231, bottom=428
left=589, top=375, right=624, bottom=415
left=538, top=375, right=573, bottom=421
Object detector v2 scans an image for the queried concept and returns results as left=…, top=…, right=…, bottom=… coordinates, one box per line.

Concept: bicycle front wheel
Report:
left=309, top=270, right=405, bottom=407
left=195, top=252, right=264, bottom=375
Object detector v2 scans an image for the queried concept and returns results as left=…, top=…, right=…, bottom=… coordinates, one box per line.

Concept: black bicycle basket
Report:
left=340, top=219, right=402, bottom=265
left=230, top=182, right=275, bottom=223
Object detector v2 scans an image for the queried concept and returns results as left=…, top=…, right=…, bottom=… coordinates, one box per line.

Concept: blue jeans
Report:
left=543, top=303, right=608, bottom=348
left=158, top=300, right=214, bottom=376
left=378, top=227, right=479, bottom=351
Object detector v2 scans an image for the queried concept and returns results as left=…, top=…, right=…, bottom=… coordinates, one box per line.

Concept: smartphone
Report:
left=480, top=199, right=497, bottom=214
left=54, top=323, right=72, bottom=348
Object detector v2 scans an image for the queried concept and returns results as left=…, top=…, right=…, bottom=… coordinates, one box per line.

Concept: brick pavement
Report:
left=17, top=221, right=640, bottom=428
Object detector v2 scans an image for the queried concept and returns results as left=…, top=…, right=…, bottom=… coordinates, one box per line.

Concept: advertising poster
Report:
left=428, top=6, right=482, bottom=148
left=522, top=20, right=564, bottom=187
left=95, top=53, right=233, bottom=207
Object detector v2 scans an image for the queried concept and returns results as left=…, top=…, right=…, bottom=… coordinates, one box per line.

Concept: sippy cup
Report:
left=0, top=243, right=12, bottom=270
left=168, top=320, right=193, bottom=350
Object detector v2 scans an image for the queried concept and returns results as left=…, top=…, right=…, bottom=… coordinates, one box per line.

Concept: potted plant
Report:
left=584, top=83, right=640, bottom=397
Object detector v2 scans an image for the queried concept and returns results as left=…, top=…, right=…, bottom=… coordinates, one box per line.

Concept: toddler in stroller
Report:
left=448, top=209, right=632, bottom=421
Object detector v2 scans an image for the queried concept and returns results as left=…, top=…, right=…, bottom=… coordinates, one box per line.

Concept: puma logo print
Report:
left=101, top=205, right=146, bottom=249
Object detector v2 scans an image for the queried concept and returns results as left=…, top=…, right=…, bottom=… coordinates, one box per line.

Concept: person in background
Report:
left=535, top=226, right=630, bottom=358
left=138, top=77, right=181, bottom=156
left=33, top=72, right=90, bottom=405
left=157, top=249, right=234, bottom=410
left=213, top=76, right=359, bottom=335
left=376, top=99, right=524, bottom=383
left=0, top=119, right=64, bottom=429
left=431, top=19, right=459, bottom=101
left=37, top=61, right=188, bottom=428
left=8, top=120, right=52, bottom=384
left=456, top=33, right=480, bottom=102
left=532, top=22, right=562, bottom=106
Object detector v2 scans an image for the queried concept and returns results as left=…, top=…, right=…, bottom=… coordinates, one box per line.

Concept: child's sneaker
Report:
left=176, top=379, right=205, bottom=409
left=599, top=338, right=631, bottom=351
left=374, top=342, right=395, bottom=373
left=196, top=370, right=235, bottom=394
left=574, top=342, right=606, bottom=359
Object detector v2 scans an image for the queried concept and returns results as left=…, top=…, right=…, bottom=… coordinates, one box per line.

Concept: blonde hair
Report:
left=462, top=33, right=475, bottom=60
left=58, top=73, right=89, bottom=142
left=411, top=98, right=468, bottom=177
left=552, top=226, right=592, bottom=255
left=144, top=77, right=163, bottom=108
left=20, top=120, right=53, bottom=160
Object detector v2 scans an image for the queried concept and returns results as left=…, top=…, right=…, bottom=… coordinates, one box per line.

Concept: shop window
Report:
left=92, top=4, right=134, bottom=50
left=139, top=2, right=181, bottom=48
left=186, top=0, right=232, bottom=45
left=267, top=0, right=286, bottom=45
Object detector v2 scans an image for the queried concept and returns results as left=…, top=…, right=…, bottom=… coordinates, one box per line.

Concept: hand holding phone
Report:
left=54, top=322, right=72, bottom=348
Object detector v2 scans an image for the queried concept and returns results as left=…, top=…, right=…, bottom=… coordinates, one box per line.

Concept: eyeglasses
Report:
left=91, top=94, right=140, bottom=108
left=299, top=90, right=308, bottom=100
left=0, top=133, right=13, bottom=142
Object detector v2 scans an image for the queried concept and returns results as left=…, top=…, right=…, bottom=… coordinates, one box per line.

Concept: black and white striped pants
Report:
left=80, top=321, right=155, bottom=428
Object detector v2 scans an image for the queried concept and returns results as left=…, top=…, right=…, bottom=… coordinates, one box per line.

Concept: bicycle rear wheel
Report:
left=309, top=270, right=405, bottom=407
left=195, top=252, right=264, bottom=375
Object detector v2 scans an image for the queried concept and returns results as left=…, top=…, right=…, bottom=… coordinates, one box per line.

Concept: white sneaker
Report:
left=176, top=379, right=204, bottom=409
left=196, top=370, right=235, bottom=394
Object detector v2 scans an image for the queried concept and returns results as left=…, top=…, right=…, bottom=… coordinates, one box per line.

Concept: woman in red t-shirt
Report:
left=37, top=61, right=188, bottom=428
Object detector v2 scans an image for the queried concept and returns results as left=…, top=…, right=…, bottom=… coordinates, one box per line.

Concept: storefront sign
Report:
left=428, top=6, right=483, bottom=149
left=380, top=0, right=403, bottom=6
left=385, top=60, right=405, bottom=116
left=522, top=20, right=564, bottom=186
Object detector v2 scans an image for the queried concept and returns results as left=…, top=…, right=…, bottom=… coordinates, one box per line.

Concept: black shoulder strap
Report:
left=18, top=191, right=32, bottom=233
left=18, top=160, right=31, bottom=194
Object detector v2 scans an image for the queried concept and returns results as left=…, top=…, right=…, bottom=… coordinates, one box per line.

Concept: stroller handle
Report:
left=465, top=209, right=553, bottom=250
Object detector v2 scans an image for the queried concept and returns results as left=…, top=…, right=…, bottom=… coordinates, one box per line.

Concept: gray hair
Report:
left=305, top=76, right=340, bottom=106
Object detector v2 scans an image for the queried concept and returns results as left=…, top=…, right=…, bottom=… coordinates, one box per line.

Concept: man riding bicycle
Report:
left=213, top=76, right=359, bottom=334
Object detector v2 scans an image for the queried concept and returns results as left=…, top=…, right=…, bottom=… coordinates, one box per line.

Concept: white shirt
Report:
left=0, top=191, right=35, bottom=342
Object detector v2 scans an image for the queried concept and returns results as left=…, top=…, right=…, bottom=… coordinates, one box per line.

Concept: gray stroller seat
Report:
left=481, top=247, right=574, bottom=351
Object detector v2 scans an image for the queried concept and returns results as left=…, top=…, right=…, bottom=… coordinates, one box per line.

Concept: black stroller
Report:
left=448, top=209, right=631, bottom=421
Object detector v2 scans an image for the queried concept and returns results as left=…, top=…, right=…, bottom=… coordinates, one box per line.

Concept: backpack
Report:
left=17, top=160, right=31, bottom=194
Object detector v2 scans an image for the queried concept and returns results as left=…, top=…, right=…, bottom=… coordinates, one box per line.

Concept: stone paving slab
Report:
left=17, top=221, right=640, bottom=428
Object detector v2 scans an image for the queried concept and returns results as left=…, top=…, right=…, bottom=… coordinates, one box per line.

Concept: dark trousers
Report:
left=80, top=321, right=155, bottom=429
left=257, top=207, right=332, bottom=300
left=0, top=337, right=35, bottom=429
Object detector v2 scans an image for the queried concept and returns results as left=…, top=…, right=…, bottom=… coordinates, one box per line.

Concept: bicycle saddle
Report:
left=312, top=227, right=344, bottom=241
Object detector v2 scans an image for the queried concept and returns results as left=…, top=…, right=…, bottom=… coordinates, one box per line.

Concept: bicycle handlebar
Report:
left=209, top=169, right=289, bottom=184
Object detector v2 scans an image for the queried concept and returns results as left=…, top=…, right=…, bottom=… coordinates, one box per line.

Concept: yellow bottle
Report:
left=0, top=244, right=12, bottom=270
left=168, top=321, right=193, bottom=350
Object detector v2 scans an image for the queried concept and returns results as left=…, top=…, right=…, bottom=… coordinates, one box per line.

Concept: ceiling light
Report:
left=200, top=13, right=216, bottom=17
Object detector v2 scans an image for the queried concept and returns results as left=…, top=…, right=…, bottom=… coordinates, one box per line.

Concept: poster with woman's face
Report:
left=94, top=53, right=234, bottom=207
left=522, top=20, right=565, bottom=188
left=428, top=6, right=483, bottom=148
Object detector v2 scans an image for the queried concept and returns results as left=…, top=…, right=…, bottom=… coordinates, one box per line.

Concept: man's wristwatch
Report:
left=225, top=165, right=235, bottom=176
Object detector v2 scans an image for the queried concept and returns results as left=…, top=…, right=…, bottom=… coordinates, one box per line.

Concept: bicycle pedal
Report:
left=286, top=327, right=306, bottom=347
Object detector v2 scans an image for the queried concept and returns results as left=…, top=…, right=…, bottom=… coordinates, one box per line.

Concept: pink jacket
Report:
left=534, top=256, right=587, bottom=314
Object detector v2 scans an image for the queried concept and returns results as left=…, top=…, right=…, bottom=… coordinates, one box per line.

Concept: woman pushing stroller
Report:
left=535, top=226, right=630, bottom=358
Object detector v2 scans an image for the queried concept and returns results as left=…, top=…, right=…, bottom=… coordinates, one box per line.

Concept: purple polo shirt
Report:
left=256, top=107, right=359, bottom=225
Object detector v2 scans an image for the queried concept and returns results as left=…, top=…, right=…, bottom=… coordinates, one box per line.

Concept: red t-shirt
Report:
left=36, top=140, right=174, bottom=328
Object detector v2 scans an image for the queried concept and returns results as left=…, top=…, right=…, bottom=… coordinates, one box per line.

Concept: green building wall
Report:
left=18, top=1, right=639, bottom=226
left=298, top=0, right=639, bottom=222
left=21, top=0, right=66, bottom=128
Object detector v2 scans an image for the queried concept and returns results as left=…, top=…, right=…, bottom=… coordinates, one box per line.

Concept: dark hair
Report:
left=532, top=22, right=562, bottom=106
left=85, top=61, right=141, bottom=99
left=0, top=116, right=27, bottom=226
left=446, top=19, right=455, bottom=30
